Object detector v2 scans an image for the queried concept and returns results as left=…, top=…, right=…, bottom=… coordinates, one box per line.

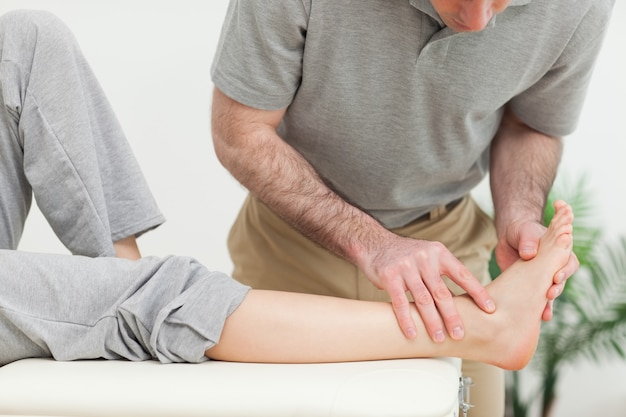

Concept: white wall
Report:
left=1, top=1, right=624, bottom=416
left=1, top=0, right=241, bottom=274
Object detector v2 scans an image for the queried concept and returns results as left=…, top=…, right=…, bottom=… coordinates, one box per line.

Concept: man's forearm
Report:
left=490, top=108, right=563, bottom=235
left=236, top=130, right=385, bottom=263
left=211, top=88, right=388, bottom=267
left=212, top=88, right=499, bottom=339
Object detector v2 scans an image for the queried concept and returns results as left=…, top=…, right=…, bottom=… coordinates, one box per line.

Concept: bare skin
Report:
left=113, top=236, right=141, bottom=260
left=212, top=87, right=495, bottom=342
left=212, top=88, right=576, bottom=343
left=430, top=0, right=511, bottom=32
left=211, top=2, right=580, bottom=344
left=206, top=201, right=574, bottom=371
left=490, top=108, right=579, bottom=321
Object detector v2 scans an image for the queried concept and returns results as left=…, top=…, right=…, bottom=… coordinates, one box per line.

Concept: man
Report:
left=210, top=0, right=614, bottom=414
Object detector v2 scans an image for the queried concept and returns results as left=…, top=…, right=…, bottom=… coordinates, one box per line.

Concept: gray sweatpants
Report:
left=0, top=11, right=240, bottom=367
left=0, top=10, right=164, bottom=256
left=0, top=250, right=250, bottom=366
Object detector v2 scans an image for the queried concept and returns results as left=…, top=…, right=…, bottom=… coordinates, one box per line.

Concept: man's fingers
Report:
left=548, top=252, right=578, bottom=300
left=446, top=261, right=496, bottom=314
left=388, top=283, right=417, bottom=339
left=420, top=278, right=465, bottom=340
left=406, top=280, right=447, bottom=343
left=554, top=252, right=580, bottom=285
left=547, top=282, right=565, bottom=300
left=542, top=300, right=554, bottom=321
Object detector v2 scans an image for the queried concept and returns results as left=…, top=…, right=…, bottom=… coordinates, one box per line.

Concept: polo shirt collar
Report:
left=408, top=0, right=532, bottom=29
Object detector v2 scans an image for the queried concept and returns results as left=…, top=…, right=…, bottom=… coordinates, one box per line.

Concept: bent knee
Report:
left=1, top=9, right=67, bottom=30
left=0, top=10, right=76, bottom=57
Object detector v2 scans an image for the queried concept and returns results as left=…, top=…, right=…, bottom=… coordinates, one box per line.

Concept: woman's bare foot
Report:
left=454, top=201, right=574, bottom=370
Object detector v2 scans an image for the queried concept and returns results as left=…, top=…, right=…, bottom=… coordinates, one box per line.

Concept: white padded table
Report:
left=0, top=357, right=462, bottom=417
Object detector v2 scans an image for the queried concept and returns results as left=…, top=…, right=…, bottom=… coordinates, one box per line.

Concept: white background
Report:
left=1, top=1, right=625, bottom=416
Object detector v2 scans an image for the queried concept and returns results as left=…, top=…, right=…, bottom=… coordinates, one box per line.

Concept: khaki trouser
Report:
left=229, top=194, right=505, bottom=417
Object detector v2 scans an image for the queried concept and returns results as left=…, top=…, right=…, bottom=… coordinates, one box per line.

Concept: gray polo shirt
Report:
left=211, top=0, right=614, bottom=228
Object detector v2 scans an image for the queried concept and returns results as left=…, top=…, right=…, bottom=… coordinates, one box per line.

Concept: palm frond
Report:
left=497, top=174, right=626, bottom=417
left=531, top=237, right=626, bottom=371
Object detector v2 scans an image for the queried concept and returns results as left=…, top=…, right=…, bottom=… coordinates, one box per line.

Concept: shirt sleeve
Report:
left=509, top=0, right=615, bottom=137
left=211, top=0, right=309, bottom=110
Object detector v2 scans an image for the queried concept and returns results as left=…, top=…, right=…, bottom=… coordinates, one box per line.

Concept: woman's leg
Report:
left=0, top=10, right=164, bottom=258
left=0, top=251, right=249, bottom=367
left=206, top=201, right=573, bottom=371
left=0, top=201, right=572, bottom=369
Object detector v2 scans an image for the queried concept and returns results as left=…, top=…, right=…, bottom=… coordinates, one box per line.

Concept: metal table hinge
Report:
left=458, top=376, right=474, bottom=417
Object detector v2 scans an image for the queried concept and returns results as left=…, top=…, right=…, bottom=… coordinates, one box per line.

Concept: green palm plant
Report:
left=488, top=175, right=626, bottom=417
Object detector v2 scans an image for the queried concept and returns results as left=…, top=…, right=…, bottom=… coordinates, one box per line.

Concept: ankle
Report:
left=113, top=236, right=141, bottom=260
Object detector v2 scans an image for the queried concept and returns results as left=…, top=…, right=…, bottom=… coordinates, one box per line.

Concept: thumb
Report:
left=517, top=223, right=544, bottom=260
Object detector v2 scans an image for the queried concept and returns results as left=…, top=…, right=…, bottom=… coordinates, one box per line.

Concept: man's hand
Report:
left=213, top=88, right=494, bottom=342
left=495, top=219, right=579, bottom=320
left=362, top=235, right=496, bottom=342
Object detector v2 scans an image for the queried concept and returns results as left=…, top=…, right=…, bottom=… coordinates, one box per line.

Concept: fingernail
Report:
left=453, top=326, right=464, bottom=340
left=407, top=328, right=417, bottom=339
left=554, top=287, right=561, bottom=297
left=434, top=330, right=445, bottom=343
left=485, top=299, right=496, bottom=312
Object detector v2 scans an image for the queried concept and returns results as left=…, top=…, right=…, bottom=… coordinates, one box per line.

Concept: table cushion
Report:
left=0, top=357, right=461, bottom=417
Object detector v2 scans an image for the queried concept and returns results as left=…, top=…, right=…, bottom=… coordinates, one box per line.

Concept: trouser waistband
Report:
left=413, top=197, right=464, bottom=224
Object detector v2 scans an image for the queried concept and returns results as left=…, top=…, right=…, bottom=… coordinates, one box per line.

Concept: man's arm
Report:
left=211, top=87, right=495, bottom=341
left=490, top=107, right=579, bottom=320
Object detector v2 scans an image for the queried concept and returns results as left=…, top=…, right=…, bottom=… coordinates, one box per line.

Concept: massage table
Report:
left=0, top=357, right=470, bottom=417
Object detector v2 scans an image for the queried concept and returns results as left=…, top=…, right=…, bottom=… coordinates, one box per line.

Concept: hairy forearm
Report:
left=226, top=127, right=381, bottom=261
left=490, top=108, right=563, bottom=235
left=211, top=88, right=388, bottom=265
